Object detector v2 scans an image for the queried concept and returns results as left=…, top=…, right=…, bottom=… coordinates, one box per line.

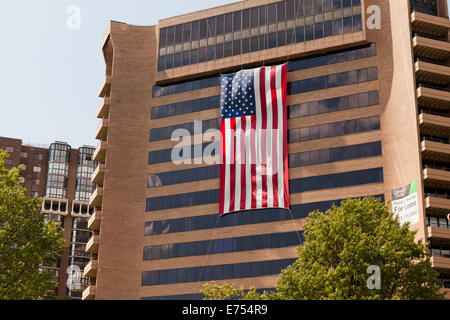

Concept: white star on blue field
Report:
left=220, top=69, right=257, bottom=119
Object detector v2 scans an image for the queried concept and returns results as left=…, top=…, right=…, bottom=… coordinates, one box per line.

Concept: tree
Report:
left=0, top=150, right=66, bottom=299
left=201, top=197, right=445, bottom=300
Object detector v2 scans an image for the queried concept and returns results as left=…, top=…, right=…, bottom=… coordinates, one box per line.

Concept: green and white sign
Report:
left=391, top=181, right=419, bottom=225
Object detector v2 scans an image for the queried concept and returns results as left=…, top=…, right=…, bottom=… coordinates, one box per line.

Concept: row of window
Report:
left=146, top=189, right=219, bottom=211
left=77, top=165, right=95, bottom=179
left=147, top=141, right=381, bottom=188
left=49, top=143, right=71, bottom=163
left=152, top=43, right=375, bottom=97
left=160, top=0, right=360, bottom=48
left=424, top=188, right=450, bottom=200
left=148, top=142, right=217, bottom=165
left=151, top=96, right=220, bottom=120
left=289, top=91, right=379, bottom=119
left=143, top=231, right=303, bottom=261
left=150, top=114, right=379, bottom=144
left=74, top=191, right=92, bottom=202
left=46, top=175, right=68, bottom=188
left=429, top=247, right=450, bottom=258
left=410, top=0, right=437, bottom=15
left=78, top=147, right=96, bottom=166
left=288, top=67, right=378, bottom=95
left=289, top=116, right=380, bottom=143
left=150, top=67, right=377, bottom=135
left=289, top=141, right=382, bottom=168
left=142, top=258, right=296, bottom=286
left=14, top=151, right=44, bottom=161
left=75, top=177, right=95, bottom=192
left=152, top=89, right=378, bottom=123
left=145, top=168, right=383, bottom=211
left=426, top=216, right=450, bottom=229
left=289, top=167, right=383, bottom=194
left=158, top=0, right=362, bottom=70
left=48, top=162, right=69, bottom=176
left=150, top=119, right=219, bottom=141
left=145, top=195, right=384, bottom=236
left=45, top=187, right=67, bottom=199
left=147, top=165, right=218, bottom=188
left=159, top=15, right=362, bottom=71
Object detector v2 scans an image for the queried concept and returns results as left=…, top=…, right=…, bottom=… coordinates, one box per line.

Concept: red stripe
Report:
left=259, top=67, right=268, bottom=208
left=270, top=66, right=279, bottom=208
left=240, top=118, right=246, bottom=210
left=281, top=64, right=290, bottom=208
left=229, top=117, right=236, bottom=213
left=219, top=118, right=226, bottom=215
left=250, top=116, right=257, bottom=209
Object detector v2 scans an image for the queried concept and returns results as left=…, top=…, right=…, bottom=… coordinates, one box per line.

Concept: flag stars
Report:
left=220, top=69, right=257, bottom=119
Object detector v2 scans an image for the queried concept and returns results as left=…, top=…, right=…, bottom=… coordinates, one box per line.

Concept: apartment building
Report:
left=85, top=0, right=450, bottom=300
left=0, top=137, right=96, bottom=299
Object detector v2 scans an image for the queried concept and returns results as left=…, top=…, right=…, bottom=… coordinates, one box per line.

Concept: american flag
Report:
left=219, top=64, right=289, bottom=215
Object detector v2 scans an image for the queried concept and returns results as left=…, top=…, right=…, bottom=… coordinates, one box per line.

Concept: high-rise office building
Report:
left=85, top=0, right=450, bottom=300
left=0, top=137, right=96, bottom=299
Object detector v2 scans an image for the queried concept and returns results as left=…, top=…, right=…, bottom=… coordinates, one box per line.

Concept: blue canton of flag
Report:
left=220, top=69, right=256, bottom=119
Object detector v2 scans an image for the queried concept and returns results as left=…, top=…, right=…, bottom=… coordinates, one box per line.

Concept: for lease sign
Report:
left=391, top=181, right=419, bottom=225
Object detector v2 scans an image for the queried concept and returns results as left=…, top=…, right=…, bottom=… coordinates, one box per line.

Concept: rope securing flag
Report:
left=219, top=64, right=289, bottom=215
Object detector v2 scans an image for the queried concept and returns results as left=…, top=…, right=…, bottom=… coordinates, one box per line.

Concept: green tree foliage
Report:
left=201, top=197, right=445, bottom=300
left=0, top=150, right=66, bottom=299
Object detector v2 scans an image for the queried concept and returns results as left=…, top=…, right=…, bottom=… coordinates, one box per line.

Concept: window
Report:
left=35, top=153, right=43, bottom=160
left=5, top=146, right=14, bottom=153
left=142, top=259, right=297, bottom=286
left=33, top=166, right=41, bottom=173
left=32, top=179, right=40, bottom=185
left=20, top=151, right=27, bottom=158
left=143, top=231, right=302, bottom=260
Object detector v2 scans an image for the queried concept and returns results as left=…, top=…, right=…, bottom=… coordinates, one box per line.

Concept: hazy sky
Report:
left=0, top=0, right=235, bottom=148
left=0, top=0, right=449, bottom=148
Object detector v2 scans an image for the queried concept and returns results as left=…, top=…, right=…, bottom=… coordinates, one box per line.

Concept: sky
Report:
left=0, top=0, right=449, bottom=148
left=0, top=0, right=236, bottom=148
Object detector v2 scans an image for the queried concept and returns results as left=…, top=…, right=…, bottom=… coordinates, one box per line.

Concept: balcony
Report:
left=97, top=97, right=110, bottom=119
left=83, top=260, right=98, bottom=278
left=88, top=209, right=101, bottom=230
left=421, top=138, right=450, bottom=161
left=425, top=195, right=450, bottom=215
left=82, top=285, right=96, bottom=300
left=431, top=256, right=450, bottom=275
left=423, top=167, right=450, bottom=188
left=41, top=198, right=69, bottom=216
left=415, top=59, right=450, bottom=85
left=98, top=75, right=111, bottom=98
left=89, top=186, right=103, bottom=208
left=70, top=200, right=93, bottom=218
left=416, top=84, right=450, bottom=109
left=93, top=141, right=106, bottom=162
left=86, top=234, right=99, bottom=253
left=419, top=112, right=450, bottom=136
left=427, top=226, right=450, bottom=245
left=411, top=11, right=450, bottom=37
left=95, top=118, right=109, bottom=141
left=91, top=163, right=105, bottom=185
left=413, top=33, right=450, bottom=60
